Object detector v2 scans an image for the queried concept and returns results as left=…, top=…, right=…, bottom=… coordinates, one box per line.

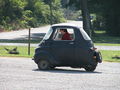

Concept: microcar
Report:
left=33, top=23, right=102, bottom=71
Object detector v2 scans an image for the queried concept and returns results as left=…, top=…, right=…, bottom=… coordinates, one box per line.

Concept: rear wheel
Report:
left=38, top=60, right=50, bottom=70
left=84, top=64, right=97, bottom=72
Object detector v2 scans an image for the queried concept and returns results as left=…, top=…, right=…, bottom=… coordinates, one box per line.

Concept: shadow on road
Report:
left=0, top=33, right=45, bottom=41
left=21, top=33, right=46, bottom=40
left=33, top=68, right=102, bottom=74
left=0, top=33, right=45, bottom=44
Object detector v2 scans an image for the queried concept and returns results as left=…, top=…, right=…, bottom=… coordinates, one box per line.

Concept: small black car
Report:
left=33, top=23, right=102, bottom=71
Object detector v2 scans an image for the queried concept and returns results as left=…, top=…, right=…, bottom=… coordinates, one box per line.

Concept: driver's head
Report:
left=60, top=29, right=68, bottom=34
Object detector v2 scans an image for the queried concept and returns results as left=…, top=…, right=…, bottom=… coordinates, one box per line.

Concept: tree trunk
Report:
left=49, top=0, right=53, bottom=25
left=81, top=0, right=91, bottom=37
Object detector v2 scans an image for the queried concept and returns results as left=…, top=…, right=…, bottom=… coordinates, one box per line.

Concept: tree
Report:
left=43, top=0, right=65, bottom=24
left=67, top=0, right=120, bottom=36
left=67, top=0, right=92, bottom=37
left=0, top=0, right=65, bottom=30
left=81, top=0, right=91, bottom=37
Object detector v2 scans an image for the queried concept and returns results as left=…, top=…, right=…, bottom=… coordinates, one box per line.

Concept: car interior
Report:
left=53, top=28, right=75, bottom=41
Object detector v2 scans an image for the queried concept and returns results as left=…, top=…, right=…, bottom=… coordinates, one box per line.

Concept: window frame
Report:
left=52, top=27, right=75, bottom=41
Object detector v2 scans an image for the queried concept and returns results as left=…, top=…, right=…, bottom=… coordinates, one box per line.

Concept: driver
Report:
left=59, top=29, right=72, bottom=40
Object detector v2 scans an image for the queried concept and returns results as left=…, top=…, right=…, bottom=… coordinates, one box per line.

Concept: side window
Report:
left=43, top=28, right=53, bottom=40
left=53, top=28, right=75, bottom=41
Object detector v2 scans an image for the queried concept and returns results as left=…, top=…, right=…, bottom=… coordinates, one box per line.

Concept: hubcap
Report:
left=39, top=60, right=49, bottom=70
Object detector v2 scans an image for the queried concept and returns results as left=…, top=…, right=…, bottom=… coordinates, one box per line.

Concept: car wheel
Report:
left=38, top=60, right=50, bottom=70
left=84, top=65, right=97, bottom=72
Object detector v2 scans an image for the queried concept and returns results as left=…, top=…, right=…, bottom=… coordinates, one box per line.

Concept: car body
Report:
left=33, top=23, right=102, bottom=71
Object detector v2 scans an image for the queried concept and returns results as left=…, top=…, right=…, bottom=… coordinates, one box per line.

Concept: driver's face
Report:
left=60, top=30, right=65, bottom=35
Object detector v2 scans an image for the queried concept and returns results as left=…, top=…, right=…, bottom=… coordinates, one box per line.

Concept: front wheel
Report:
left=38, top=60, right=50, bottom=70
left=84, top=65, right=97, bottom=72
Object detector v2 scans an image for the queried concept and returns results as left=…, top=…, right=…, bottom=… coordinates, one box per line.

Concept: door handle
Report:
left=69, top=42, right=74, bottom=44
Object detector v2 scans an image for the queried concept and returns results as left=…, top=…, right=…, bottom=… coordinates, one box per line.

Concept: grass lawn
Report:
left=92, top=30, right=120, bottom=46
left=100, top=50, right=120, bottom=62
left=94, top=43, right=120, bottom=46
left=0, top=45, right=120, bottom=62
left=0, top=46, right=35, bottom=58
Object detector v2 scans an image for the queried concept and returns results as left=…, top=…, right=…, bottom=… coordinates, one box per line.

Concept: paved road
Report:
left=0, top=25, right=50, bottom=40
left=0, top=21, right=83, bottom=40
left=0, top=57, right=120, bottom=90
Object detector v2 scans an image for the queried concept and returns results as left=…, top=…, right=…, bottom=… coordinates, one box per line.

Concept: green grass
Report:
left=0, top=46, right=35, bottom=58
left=95, top=43, right=120, bottom=46
left=101, top=50, right=120, bottom=62
left=0, top=45, right=120, bottom=62
left=92, top=30, right=120, bottom=44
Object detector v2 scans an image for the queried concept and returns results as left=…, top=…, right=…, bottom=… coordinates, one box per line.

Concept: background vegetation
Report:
left=0, top=0, right=120, bottom=37
left=67, top=0, right=120, bottom=36
left=0, top=0, right=65, bottom=31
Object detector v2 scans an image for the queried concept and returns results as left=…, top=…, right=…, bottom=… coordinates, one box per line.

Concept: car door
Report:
left=51, top=40, right=75, bottom=65
left=50, top=28, right=76, bottom=65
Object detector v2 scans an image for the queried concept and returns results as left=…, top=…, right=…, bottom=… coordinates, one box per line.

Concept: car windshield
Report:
left=80, top=28, right=91, bottom=40
left=43, top=28, right=53, bottom=40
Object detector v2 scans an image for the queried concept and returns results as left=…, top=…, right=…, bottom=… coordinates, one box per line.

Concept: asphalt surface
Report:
left=0, top=21, right=83, bottom=40
left=0, top=57, right=120, bottom=90
left=0, top=25, right=50, bottom=40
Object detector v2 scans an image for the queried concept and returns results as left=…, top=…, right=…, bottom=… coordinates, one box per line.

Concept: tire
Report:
left=38, top=60, right=50, bottom=70
left=84, top=65, right=97, bottom=72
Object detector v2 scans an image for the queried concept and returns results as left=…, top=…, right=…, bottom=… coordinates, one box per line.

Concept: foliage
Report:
left=92, top=30, right=120, bottom=43
left=0, top=0, right=65, bottom=31
left=88, top=0, right=120, bottom=36
left=67, top=0, right=120, bottom=36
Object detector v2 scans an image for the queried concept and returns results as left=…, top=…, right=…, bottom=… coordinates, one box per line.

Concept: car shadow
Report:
left=33, top=68, right=102, bottom=74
